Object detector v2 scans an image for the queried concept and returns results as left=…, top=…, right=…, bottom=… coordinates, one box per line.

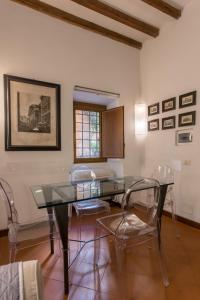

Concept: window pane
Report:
left=95, top=149, right=100, bottom=156
left=83, top=148, right=90, bottom=157
left=77, top=184, right=84, bottom=192
left=83, top=140, right=89, bottom=148
left=76, top=148, right=82, bottom=157
left=76, top=123, right=82, bottom=131
left=90, top=140, right=97, bottom=148
left=90, top=132, right=96, bottom=140
left=90, top=148, right=99, bottom=157
left=83, top=132, right=89, bottom=139
left=83, top=115, right=89, bottom=123
left=90, top=124, right=97, bottom=132
left=83, top=123, right=89, bottom=131
left=84, top=191, right=90, bottom=198
left=96, top=112, right=100, bottom=124
left=90, top=115, right=96, bottom=123
left=76, top=113, right=82, bottom=122
left=76, top=132, right=82, bottom=139
left=74, top=107, right=102, bottom=160
left=83, top=111, right=89, bottom=115
left=76, top=140, right=82, bottom=148
left=96, top=141, right=100, bottom=149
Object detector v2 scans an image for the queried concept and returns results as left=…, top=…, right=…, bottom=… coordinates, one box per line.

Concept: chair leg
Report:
left=75, top=214, right=83, bottom=252
left=9, top=244, right=17, bottom=263
left=170, top=200, right=180, bottom=239
left=79, top=216, right=82, bottom=248
left=155, top=234, right=170, bottom=287
left=114, top=239, right=125, bottom=273
left=114, top=239, right=129, bottom=299
left=94, top=223, right=101, bottom=268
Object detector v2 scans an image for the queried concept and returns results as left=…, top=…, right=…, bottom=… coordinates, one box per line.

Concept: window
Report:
left=73, top=102, right=106, bottom=163
left=73, top=101, right=125, bottom=163
left=76, top=181, right=101, bottom=200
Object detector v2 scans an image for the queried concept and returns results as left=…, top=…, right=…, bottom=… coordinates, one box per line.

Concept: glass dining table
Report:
left=31, top=175, right=173, bottom=294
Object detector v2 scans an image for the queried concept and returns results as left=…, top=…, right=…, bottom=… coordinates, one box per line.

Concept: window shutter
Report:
left=102, top=106, right=124, bottom=158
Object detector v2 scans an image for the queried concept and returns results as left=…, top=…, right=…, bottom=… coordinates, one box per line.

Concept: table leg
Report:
left=47, top=207, right=54, bottom=254
left=54, top=205, right=69, bottom=295
left=157, top=184, right=168, bottom=226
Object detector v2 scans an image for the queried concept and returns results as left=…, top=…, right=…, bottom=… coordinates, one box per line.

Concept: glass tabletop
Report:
left=31, top=176, right=173, bottom=209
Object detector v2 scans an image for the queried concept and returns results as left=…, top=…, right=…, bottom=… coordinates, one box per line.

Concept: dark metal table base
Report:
left=54, top=205, right=69, bottom=294
left=51, top=185, right=168, bottom=295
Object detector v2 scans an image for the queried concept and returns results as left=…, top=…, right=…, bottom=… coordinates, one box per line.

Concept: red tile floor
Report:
left=1, top=208, right=200, bottom=300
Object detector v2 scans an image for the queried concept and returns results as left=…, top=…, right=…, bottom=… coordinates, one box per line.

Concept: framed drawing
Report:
left=148, top=119, right=159, bottom=131
left=162, top=116, right=175, bottom=130
left=4, top=75, right=61, bottom=151
left=176, top=129, right=193, bottom=146
left=178, top=111, right=196, bottom=127
left=148, top=102, right=159, bottom=116
left=162, top=97, right=176, bottom=112
left=179, top=91, right=196, bottom=108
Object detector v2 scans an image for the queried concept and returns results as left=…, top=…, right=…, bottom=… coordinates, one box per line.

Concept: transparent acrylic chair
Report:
left=96, top=178, right=170, bottom=288
left=0, top=178, right=57, bottom=262
left=151, top=165, right=179, bottom=237
left=69, top=165, right=111, bottom=245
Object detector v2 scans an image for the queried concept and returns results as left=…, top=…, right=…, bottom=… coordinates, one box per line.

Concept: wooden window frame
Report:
left=73, top=101, right=107, bottom=163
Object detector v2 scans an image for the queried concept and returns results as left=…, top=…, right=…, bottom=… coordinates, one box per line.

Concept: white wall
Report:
left=0, top=1, right=141, bottom=228
left=140, top=0, right=200, bottom=222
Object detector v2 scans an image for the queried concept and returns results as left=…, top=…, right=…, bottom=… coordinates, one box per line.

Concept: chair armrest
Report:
left=22, top=260, right=43, bottom=300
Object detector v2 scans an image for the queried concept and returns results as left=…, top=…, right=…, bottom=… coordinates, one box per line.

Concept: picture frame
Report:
left=178, top=111, right=196, bottom=127
left=162, top=97, right=176, bottom=112
left=179, top=91, right=196, bottom=108
left=162, top=116, right=176, bottom=130
left=148, top=119, right=159, bottom=131
left=148, top=102, right=159, bottom=116
left=176, top=129, right=193, bottom=146
left=4, top=74, right=61, bottom=151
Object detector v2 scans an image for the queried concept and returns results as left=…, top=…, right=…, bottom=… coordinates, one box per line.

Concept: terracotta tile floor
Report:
left=1, top=210, right=200, bottom=300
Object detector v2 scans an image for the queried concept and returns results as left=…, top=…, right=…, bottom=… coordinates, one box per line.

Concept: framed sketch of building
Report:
left=148, top=102, right=159, bottom=116
left=178, top=111, right=196, bottom=127
left=4, top=75, right=61, bottom=150
left=162, top=116, right=176, bottom=130
left=148, top=119, right=159, bottom=131
left=179, top=91, right=196, bottom=108
left=162, top=97, right=176, bottom=112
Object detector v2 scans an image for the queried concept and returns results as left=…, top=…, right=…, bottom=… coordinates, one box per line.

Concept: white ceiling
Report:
left=42, top=0, right=191, bottom=43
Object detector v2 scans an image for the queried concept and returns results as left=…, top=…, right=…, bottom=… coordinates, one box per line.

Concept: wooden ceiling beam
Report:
left=70, top=0, right=159, bottom=37
left=10, top=0, right=142, bottom=49
left=141, top=0, right=181, bottom=19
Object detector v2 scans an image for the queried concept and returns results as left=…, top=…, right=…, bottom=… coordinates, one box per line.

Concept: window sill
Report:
left=74, top=157, right=107, bottom=164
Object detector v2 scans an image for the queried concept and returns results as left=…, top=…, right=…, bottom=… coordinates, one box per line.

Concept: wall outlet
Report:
left=183, top=160, right=191, bottom=166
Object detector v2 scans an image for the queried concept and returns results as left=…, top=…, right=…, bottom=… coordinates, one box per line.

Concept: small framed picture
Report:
left=176, top=129, right=193, bottom=146
left=179, top=91, right=196, bottom=108
left=148, top=102, right=159, bottom=116
left=162, top=97, right=176, bottom=112
left=178, top=111, right=196, bottom=127
left=162, top=116, right=175, bottom=130
left=148, top=119, right=159, bottom=131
